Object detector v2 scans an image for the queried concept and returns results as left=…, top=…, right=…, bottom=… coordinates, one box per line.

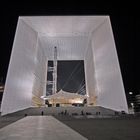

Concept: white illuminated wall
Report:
left=1, top=19, right=38, bottom=115
left=1, top=16, right=128, bottom=115
left=39, top=35, right=89, bottom=60
left=84, top=38, right=98, bottom=105
left=91, top=18, right=128, bottom=112
left=32, top=38, right=47, bottom=106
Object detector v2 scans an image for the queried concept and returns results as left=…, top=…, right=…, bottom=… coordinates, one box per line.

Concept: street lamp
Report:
left=129, top=92, right=133, bottom=95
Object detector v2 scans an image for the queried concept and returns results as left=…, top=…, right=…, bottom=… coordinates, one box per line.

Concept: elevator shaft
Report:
left=53, top=46, right=57, bottom=94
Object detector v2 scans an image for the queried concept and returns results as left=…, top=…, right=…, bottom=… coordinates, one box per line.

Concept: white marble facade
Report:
left=1, top=16, right=128, bottom=115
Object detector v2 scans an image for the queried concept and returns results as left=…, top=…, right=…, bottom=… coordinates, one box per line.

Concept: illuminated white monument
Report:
left=1, top=16, right=128, bottom=115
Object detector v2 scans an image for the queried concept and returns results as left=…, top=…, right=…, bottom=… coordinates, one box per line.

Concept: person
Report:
left=41, top=111, right=44, bottom=116
left=64, top=110, right=67, bottom=115
left=81, top=110, right=84, bottom=115
left=61, top=111, right=64, bottom=115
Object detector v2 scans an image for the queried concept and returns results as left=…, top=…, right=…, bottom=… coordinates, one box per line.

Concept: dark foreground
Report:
left=55, top=116, right=140, bottom=140
left=0, top=108, right=140, bottom=140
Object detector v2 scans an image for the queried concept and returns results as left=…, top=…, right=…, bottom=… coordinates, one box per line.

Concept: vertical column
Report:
left=84, top=38, right=98, bottom=106
left=92, top=18, right=128, bottom=112
left=1, top=19, right=38, bottom=115
left=53, top=46, right=57, bottom=94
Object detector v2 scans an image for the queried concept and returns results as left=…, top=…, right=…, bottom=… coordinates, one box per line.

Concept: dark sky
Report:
left=47, top=61, right=86, bottom=95
left=0, top=3, right=137, bottom=100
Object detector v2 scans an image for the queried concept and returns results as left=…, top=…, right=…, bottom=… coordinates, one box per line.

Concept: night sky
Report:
left=46, top=61, right=86, bottom=95
left=0, top=3, right=137, bottom=103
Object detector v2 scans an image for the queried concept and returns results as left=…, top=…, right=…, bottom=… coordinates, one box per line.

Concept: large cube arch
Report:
left=1, top=16, right=128, bottom=115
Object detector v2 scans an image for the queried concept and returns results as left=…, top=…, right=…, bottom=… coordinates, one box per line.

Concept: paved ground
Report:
left=55, top=116, right=140, bottom=140
left=0, top=116, right=87, bottom=140
left=0, top=115, right=23, bottom=129
left=0, top=108, right=140, bottom=140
